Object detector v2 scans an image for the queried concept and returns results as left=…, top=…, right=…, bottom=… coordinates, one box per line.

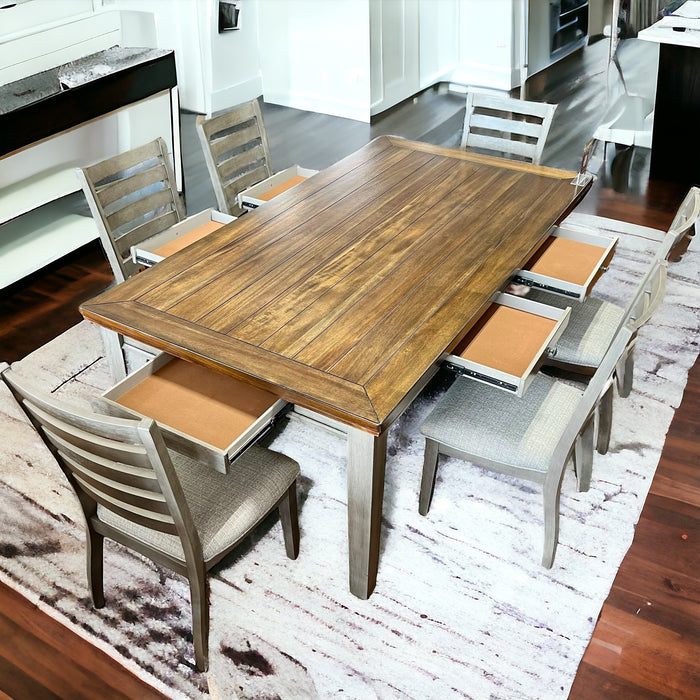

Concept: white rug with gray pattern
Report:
left=1, top=223, right=698, bottom=699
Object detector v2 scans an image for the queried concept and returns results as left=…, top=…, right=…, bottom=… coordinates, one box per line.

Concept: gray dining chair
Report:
left=419, top=321, right=634, bottom=569
left=76, top=137, right=187, bottom=284
left=77, top=137, right=229, bottom=380
left=1, top=363, right=300, bottom=672
left=196, top=99, right=273, bottom=216
left=460, top=90, right=557, bottom=165
left=527, top=257, right=667, bottom=455
left=563, top=186, right=700, bottom=264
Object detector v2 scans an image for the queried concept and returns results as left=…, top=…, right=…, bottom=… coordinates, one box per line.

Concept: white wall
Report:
left=452, top=0, right=522, bottom=92
left=257, top=0, right=371, bottom=122
left=419, top=0, right=459, bottom=89
left=370, top=0, right=420, bottom=116
left=207, top=0, right=263, bottom=112
left=101, top=0, right=262, bottom=114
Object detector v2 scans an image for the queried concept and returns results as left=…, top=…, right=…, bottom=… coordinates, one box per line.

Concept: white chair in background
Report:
left=460, top=90, right=557, bottom=165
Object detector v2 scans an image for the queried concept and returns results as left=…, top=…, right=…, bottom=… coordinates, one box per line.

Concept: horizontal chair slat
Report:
left=470, top=93, right=554, bottom=119
left=107, top=188, right=176, bottom=232
left=85, top=139, right=167, bottom=184
left=470, top=113, right=545, bottom=139
left=64, top=453, right=171, bottom=515
left=200, top=103, right=258, bottom=139
left=23, top=400, right=149, bottom=460
left=113, top=210, right=180, bottom=257
left=223, top=167, right=270, bottom=204
left=45, top=427, right=159, bottom=488
left=465, top=133, right=538, bottom=160
left=209, top=123, right=262, bottom=159
left=95, top=163, right=170, bottom=208
left=75, top=474, right=179, bottom=534
left=218, top=143, right=268, bottom=181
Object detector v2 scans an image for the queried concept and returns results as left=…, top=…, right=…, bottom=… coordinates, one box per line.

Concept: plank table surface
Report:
left=81, top=136, right=589, bottom=598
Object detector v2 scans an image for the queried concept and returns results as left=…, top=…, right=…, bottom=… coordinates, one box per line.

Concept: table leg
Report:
left=347, top=427, right=387, bottom=599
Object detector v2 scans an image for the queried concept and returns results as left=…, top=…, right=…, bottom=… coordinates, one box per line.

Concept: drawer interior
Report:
left=522, top=236, right=610, bottom=286
left=445, top=293, right=570, bottom=396
left=113, top=358, right=281, bottom=450
left=513, top=226, right=617, bottom=300
left=256, top=174, right=309, bottom=202
left=151, top=219, right=225, bottom=257
left=453, top=304, right=559, bottom=377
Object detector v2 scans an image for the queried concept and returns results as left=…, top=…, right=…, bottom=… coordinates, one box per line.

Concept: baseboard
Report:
left=262, top=89, right=370, bottom=123
left=210, top=75, right=263, bottom=114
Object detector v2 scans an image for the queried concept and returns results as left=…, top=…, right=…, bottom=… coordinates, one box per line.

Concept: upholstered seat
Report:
left=99, top=445, right=297, bottom=562
left=421, top=373, right=583, bottom=475
left=527, top=290, right=625, bottom=368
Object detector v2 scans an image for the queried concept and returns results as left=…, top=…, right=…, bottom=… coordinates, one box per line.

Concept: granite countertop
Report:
left=0, top=46, right=172, bottom=115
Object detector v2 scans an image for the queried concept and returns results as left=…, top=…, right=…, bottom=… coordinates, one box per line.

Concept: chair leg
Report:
left=419, top=439, right=440, bottom=516
left=99, top=326, right=127, bottom=381
left=574, top=417, right=595, bottom=492
left=542, top=467, right=566, bottom=569
left=86, top=526, right=105, bottom=608
left=279, top=481, right=300, bottom=560
left=596, top=384, right=614, bottom=455
left=188, top=568, right=209, bottom=672
left=616, top=347, right=635, bottom=398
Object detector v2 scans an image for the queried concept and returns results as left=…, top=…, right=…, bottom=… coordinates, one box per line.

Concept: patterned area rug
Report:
left=1, top=225, right=698, bottom=699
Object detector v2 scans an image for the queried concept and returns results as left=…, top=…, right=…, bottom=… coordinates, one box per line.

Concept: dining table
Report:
left=80, top=136, right=590, bottom=599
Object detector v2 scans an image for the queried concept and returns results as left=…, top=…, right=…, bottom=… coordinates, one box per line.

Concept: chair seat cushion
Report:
left=420, top=374, right=583, bottom=474
left=98, top=445, right=299, bottom=563
left=528, top=290, right=625, bottom=367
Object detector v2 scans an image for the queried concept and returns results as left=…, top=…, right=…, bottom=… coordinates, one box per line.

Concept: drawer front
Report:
left=238, top=165, right=318, bottom=210
left=512, top=225, right=617, bottom=301
left=94, top=353, right=288, bottom=473
left=131, top=209, right=235, bottom=268
left=444, top=293, right=570, bottom=397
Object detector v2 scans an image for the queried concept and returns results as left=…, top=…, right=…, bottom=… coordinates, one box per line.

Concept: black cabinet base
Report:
left=649, top=43, right=700, bottom=187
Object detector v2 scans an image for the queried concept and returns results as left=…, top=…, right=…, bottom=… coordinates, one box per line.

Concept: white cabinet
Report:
left=0, top=10, right=179, bottom=289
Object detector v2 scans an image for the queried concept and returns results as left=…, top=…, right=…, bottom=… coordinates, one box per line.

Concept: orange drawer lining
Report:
left=115, top=359, right=279, bottom=450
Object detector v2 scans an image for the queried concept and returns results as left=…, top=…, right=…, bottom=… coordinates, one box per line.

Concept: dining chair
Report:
left=527, top=258, right=667, bottom=453
left=77, top=138, right=234, bottom=379
left=196, top=99, right=273, bottom=216
left=0, top=362, right=300, bottom=672
left=527, top=189, right=699, bottom=393
left=564, top=186, right=700, bottom=264
left=460, top=90, right=557, bottom=165
left=76, top=137, right=187, bottom=284
left=418, top=321, right=634, bottom=569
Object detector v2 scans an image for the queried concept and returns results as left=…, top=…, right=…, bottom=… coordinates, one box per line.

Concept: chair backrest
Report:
left=196, top=100, right=273, bottom=216
left=76, top=138, right=186, bottom=283
left=621, top=258, right=667, bottom=334
left=657, top=186, right=700, bottom=262
left=460, top=91, right=557, bottom=165
left=0, top=364, right=200, bottom=561
left=550, top=322, right=634, bottom=470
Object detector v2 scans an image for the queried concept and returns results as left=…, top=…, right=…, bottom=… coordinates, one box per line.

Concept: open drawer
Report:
left=238, top=165, right=318, bottom=211
left=444, top=293, right=571, bottom=397
left=94, top=354, right=288, bottom=473
left=511, top=225, right=617, bottom=301
left=131, top=209, right=235, bottom=267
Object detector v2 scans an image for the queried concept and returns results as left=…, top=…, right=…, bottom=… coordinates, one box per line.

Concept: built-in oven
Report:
left=550, top=0, right=589, bottom=58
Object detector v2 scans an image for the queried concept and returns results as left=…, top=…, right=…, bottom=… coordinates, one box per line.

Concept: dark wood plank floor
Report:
left=1, top=36, right=697, bottom=699
left=569, top=356, right=700, bottom=700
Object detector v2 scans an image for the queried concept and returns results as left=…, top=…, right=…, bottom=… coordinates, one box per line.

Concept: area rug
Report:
left=1, top=225, right=698, bottom=699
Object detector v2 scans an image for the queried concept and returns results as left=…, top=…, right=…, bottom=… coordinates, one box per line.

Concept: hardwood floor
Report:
left=0, top=37, right=697, bottom=699
left=569, top=355, right=700, bottom=700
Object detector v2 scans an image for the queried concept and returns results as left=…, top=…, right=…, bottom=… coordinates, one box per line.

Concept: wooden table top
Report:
left=81, top=137, right=588, bottom=435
